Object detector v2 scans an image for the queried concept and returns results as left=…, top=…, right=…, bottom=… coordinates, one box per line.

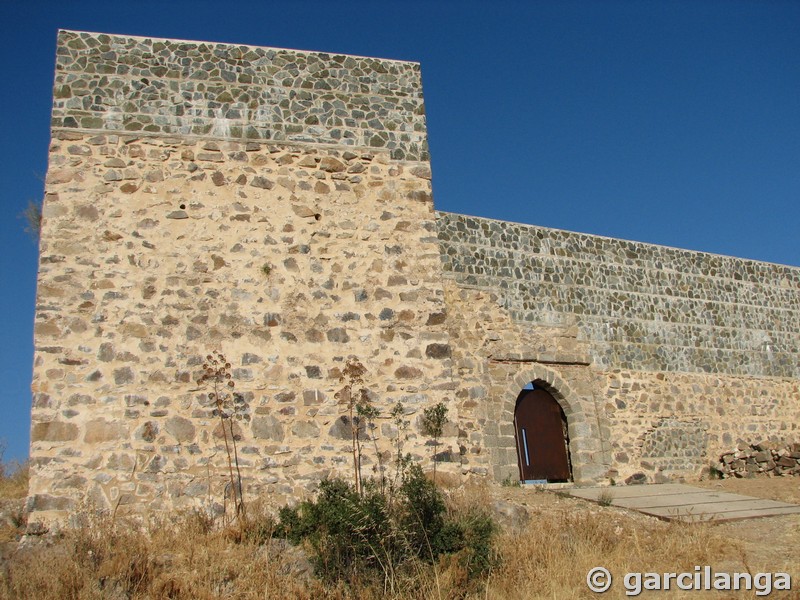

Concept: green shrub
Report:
left=276, top=466, right=497, bottom=586
left=456, top=511, right=496, bottom=577
left=277, top=478, right=396, bottom=582
left=396, top=464, right=450, bottom=558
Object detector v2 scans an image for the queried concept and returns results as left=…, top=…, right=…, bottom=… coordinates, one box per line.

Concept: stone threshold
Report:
left=565, top=483, right=800, bottom=522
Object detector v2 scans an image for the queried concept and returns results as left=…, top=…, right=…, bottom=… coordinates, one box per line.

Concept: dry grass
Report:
left=487, top=511, right=739, bottom=600
left=0, top=462, right=28, bottom=501
left=0, top=462, right=28, bottom=545
left=0, top=468, right=760, bottom=600
left=415, top=479, right=765, bottom=600
left=2, top=506, right=340, bottom=600
left=0, top=503, right=742, bottom=600
left=0, top=509, right=473, bottom=600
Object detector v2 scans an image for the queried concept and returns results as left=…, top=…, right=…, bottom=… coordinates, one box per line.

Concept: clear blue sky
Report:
left=1, top=1, right=798, bottom=463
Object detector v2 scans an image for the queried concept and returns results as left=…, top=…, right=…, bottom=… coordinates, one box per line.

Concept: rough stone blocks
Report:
left=27, top=30, right=800, bottom=528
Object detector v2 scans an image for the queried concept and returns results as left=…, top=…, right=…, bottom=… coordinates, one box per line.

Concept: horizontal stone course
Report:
left=437, top=212, right=800, bottom=377
left=439, top=214, right=799, bottom=285
left=28, top=32, right=800, bottom=528
left=52, top=31, right=428, bottom=160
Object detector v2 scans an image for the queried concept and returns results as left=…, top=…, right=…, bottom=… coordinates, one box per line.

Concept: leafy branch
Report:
left=421, top=402, right=448, bottom=483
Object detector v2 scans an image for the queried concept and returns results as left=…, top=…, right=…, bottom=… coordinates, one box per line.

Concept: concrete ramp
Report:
left=566, top=483, right=800, bottom=523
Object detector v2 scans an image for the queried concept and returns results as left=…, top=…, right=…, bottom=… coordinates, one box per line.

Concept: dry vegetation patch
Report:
left=2, top=506, right=333, bottom=600
left=0, top=462, right=27, bottom=548
left=1, top=469, right=798, bottom=599
left=693, top=476, right=800, bottom=583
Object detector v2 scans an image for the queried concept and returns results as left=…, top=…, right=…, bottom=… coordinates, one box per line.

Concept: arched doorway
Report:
left=514, top=385, right=573, bottom=483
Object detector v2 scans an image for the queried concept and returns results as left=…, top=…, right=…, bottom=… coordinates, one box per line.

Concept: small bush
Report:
left=597, top=489, right=615, bottom=506
left=456, top=511, right=496, bottom=578
left=276, top=466, right=496, bottom=587
left=277, top=478, right=394, bottom=583
left=396, top=464, right=451, bottom=558
left=20, top=199, right=42, bottom=242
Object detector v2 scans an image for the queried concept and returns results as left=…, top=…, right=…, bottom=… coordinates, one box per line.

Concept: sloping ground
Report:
left=1, top=475, right=798, bottom=598
left=692, top=477, right=800, bottom=583
left=486, top=477, right=799, bottom=598
left=693, top=476, right=800, bottom=504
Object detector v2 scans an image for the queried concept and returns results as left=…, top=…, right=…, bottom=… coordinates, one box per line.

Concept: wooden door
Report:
left=514, top=389, right=572, bottom=482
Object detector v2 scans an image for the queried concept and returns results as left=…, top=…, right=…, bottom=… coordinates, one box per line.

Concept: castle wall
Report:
left=51, top=31, right=428, bottom=160
left=437, top=213, right=799, bottom=377
left=437, top=212, right=800, bottom=482
left=29, top=31, right=800, bottom=526
left=29, top=31, right=457, bottom=526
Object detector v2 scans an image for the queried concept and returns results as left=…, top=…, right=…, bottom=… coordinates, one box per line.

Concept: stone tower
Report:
left=29, top=30, right=457, bottom=525
left=29, top=30, right=800, bottom=529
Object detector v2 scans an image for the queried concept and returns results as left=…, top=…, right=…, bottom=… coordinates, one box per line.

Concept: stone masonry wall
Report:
left=437, top=212, right=799, bottom=377
left=53, top=30, right=428, bottom=161
left=29, top=31, right=456, bottom=527
left=604, top=371, right=799, bottom=482
left=31, top=31, right=800, bottom=525
left=438, top=280, right=612, bottom=484
left=437, top=212, right=800, bottom=482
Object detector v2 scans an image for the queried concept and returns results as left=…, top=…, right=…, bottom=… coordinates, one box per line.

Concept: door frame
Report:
left=481, top=364, right=611, bottom=485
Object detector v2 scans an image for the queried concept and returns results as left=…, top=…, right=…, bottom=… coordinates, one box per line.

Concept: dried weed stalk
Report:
left=197, top=350, right=245, bottom=522
left=335, top=357, right=379, bottom=496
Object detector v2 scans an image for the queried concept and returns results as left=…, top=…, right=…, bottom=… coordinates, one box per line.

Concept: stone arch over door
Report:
left=488, top=364, right=607, bottom=484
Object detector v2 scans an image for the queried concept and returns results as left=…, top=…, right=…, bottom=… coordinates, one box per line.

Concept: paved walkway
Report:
left=566, top=483, right=800, bottom=523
